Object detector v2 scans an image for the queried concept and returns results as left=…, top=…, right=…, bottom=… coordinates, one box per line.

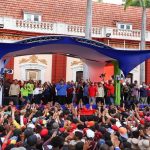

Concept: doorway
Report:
left=26, top=69, right=41, bottom=81
left=76, top=71, right=83, bottom=82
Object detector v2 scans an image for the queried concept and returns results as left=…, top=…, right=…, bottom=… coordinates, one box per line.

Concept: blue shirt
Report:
left=83, top=85, right=89, bottom=96
left=56, top=84, right=68, bottom=96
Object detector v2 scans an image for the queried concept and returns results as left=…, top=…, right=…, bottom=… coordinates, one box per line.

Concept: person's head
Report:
left=24, top=128, right=34, bottom=139
left=134, top=80, right=137, bottom=85
left=94, top=82, right=97, bottom=86
left=75, top=142, right=84, bottom=150
left=60, top=79, right=64, bottom=85
left=122, top=141, right=132, bottom=150
left=37, top=83, right=42, bottom=88
left=44, top=84, right=49, bottom=89
left=23, top=83, right=27, bottom=88
left=91, top=82, right=94, bottom=86
left=27, top=134, right=37, bottom=147
left=132, top=130, right=140, bottom=138
left=67, top=81, right=71, bottom=85
left=51, top=136, right=64, bottom=149
left=110, top=118, right=116, bottom=125
left=108, top=80, right=112, bottom=85
left=77, top=124, right=84, bottom=130
left=98, top=82, right=103, bottom=87
left=99, top=144, right=109, bottom=150
left=74, top=131, right=83, bottom=140
left=14, top=79, right=18, bottom=85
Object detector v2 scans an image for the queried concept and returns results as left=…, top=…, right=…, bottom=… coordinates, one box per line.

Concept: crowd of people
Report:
left=0, top=79, right=149, bottom=150
left=3, top=79, right=150, bottom=107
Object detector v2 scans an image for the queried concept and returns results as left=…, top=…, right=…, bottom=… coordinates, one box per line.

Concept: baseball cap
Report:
left=40, top=128, right=49, bottom=137
left=119, top=127, right=128, bottom=139
left=98, top=139, right=105, bottom=145
left=86, top=129, right=95, bottom=139
left=116, top=121, right=122, bottom=128
left=87, top=121, right=95, bottom=128
left=111, top=125, right=119, bottom=131
left=32, top=117, right=37, bottom=124
left=140, top=119, right=145, bottom=125
left=27, top=123, right=35, bottom=129
left=59, top=127, right=65, bottom=133
left=70, top=123, right=77, bottom=130
left=139, top=111, right=144, bottom=117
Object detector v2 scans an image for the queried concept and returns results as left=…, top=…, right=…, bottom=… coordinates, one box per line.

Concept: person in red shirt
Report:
left=147, top=84, right=150, bottom=104
left=88, top=82, right=97, bottom=104
left=104, top=80, right=115, bottom=105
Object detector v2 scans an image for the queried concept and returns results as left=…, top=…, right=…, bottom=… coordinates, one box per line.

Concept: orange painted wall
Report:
left=104, top=64, right=114, bottom=81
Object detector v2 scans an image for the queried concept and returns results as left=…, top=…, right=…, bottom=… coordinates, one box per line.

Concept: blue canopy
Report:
left=0, top=35, right=150, bottom=76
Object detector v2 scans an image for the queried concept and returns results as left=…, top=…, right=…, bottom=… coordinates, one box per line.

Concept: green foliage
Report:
left=124, top=0, right=150, bottom=9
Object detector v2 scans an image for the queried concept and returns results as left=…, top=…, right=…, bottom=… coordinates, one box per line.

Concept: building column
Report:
left=83, top=63, right=89, bottom=81
left=52, top=54, right=67, bottom=82
left=145, top=59, right=150, bottom=84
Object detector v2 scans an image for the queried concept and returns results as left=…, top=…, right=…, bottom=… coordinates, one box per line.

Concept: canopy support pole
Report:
left=113, top=61, right=121, bottom=105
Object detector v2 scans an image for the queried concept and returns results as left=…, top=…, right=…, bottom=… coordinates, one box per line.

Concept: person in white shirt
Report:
left=96, top=82, right=105, bottom=104
left=33, top=83, right=43, bottom=104
left=9, top=80, right=20, bottom=97
left=9, top=79, right=20, bottom=105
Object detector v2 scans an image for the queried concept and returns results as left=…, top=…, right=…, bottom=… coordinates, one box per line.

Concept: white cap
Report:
left=116, top=121, right=122, bottom=128
left=27, top=123, right=35, bottom=129
left=86, top=129, right=95, bottom=138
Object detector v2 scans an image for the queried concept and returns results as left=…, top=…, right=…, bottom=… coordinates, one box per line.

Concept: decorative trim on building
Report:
left=19, top=55, right=47, bottom=65
left=19, top=63, right=46, bottom=83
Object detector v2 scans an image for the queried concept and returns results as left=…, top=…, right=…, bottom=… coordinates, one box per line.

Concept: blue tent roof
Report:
left=0, top=35, right=150, bottom=76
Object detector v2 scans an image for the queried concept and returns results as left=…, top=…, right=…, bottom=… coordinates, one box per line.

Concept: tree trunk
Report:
left=85, top=0, right=92, bottom=39
left=140, top=7, right=146, bottom=83
left=83, top=0, right=92, bottom=81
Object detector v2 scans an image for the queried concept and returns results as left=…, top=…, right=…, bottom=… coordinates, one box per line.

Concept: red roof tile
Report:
left=0, top=0, right=150, bottom=30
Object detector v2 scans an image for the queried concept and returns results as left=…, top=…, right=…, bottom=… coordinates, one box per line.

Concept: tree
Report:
left=85, top=0, right=93, bottom=39
left=124, top=0, right=150, bottom=83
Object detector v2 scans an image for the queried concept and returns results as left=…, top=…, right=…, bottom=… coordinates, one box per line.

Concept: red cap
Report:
left=139, top=111, right=144, bottom=117
left=40, top=128, right=48, bottom=137
left=140, top=119, right=145, bottom=125
left=112, top=125, right=119, bottom=131
left=71, top=123, right=77, bottom=130
left=87, top=121, right=95, bottom=127
left=59, top=127, right=65, bottom=132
